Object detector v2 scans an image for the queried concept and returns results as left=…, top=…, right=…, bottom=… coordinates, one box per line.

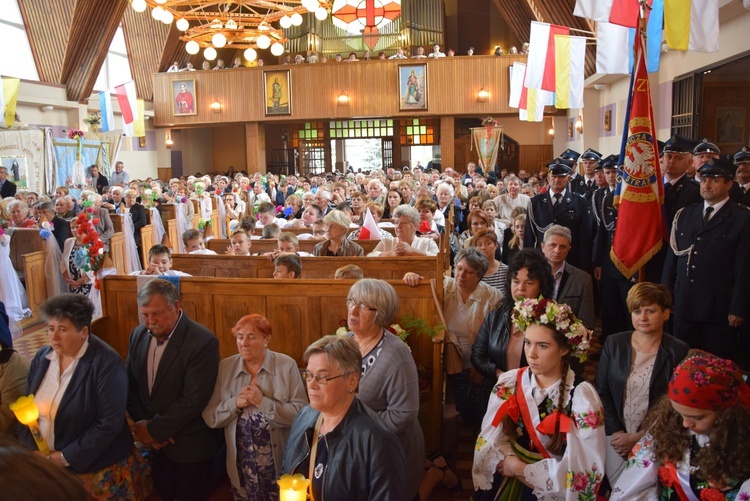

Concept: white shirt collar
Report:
left=704, top=196, right=730, bottom=215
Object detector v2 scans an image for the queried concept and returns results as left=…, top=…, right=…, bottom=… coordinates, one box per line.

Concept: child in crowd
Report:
left=272, top=254, right=302, bottom=279
left=132, top=244, right=191, bottom=276
left=183, top=229, right=217, bottom=254
left=226, top=229, right=253, bottom=256
left=334, top=264, right=364, bottom=279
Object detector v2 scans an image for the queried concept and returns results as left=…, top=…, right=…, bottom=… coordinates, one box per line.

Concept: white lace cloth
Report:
left=0, top=233, right=32, bottom=336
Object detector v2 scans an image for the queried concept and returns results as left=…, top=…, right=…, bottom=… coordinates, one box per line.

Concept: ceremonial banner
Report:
left=554, top=35, right=586, bottom=109
left=611, top=24, right=664, bottom=278
left=471, top=127, right=503, bottom=172
left=0, top=128, right=46, bottom=194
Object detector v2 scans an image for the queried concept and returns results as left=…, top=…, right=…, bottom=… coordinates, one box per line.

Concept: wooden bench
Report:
left=92, top=275, right=444, bottom=452
left=252, top=225, right=397, bottom=237
left=8, top=229, right=45, bottom=273
left=169, top=254, right=443, bottom=280
left=203, top=238, right=380, bottom=255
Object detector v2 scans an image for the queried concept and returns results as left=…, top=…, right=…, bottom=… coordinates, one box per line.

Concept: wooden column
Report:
left=245, top=123, right=267, bottom=174
left=440, top=116, right=455, bottom=170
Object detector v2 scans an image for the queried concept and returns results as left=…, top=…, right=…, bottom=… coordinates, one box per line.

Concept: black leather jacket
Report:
left=471, top=301, right=528, bottom=381
left=595, top=330, right=689, bottom=435
left=282, top=399, right=408, bottom=501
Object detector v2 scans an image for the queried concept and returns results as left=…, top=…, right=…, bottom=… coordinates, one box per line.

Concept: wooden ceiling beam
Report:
left=60, top=0, right=129, bottom=102
left=122, top=8, right=171, bottom=101
left=17, top=0, right=75, bottom=83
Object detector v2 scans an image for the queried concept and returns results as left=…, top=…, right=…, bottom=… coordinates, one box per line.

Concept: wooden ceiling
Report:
left=15, top=0, right=596, bottom=103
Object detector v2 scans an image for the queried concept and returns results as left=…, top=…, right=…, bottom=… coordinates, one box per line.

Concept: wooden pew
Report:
left=169, top=254, right=443, bottom=280
left=204, top=238, right=380, bottom=255
left=252, top=225, right=397, bottom=237
left=8, top=229, right=45, bottom=274
left=92, top=275, right=444, bottom=452
left=140, top=225, right=153, bottom=265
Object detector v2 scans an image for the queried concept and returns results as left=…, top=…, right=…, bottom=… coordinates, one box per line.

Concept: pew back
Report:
left=203, top=238, right=380, bottom=255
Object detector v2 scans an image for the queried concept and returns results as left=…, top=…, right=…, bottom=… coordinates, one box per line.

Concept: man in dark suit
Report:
left=662, top=158, right=750, bottom=359
left=559, top=149, right=584, bottom=193
left=572, top=148, right=601, bottom=196
left=592, top=155, right=635, bottom=340
left=644, top=135, right=702, bottom=282
left=0, top=166, right=16, bottom=199
left=541, top=225, right=595, bottom=330
left=126, top=279, right=221, bottom=501
left=525, top=160, right=593, bottom=271
left=734, top=147, right=750, bottom=206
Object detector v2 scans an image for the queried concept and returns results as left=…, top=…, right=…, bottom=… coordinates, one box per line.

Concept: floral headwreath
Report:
left=512, top=297, right=593, bottom=362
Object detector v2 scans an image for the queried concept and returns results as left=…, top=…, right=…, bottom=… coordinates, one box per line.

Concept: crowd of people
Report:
left=163, top=42, right=531, bottom=71
left=1, top=134, right=750, bottom=500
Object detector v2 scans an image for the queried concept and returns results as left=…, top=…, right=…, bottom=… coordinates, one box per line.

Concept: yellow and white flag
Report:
left=1, top=77, right=21, bottom=127
left=665, top=0, right=719, bottom=52
left=554, top=35, right=586, bottom=109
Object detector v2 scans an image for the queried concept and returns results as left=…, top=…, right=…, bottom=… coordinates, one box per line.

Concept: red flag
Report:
left=609, top=0, right=649, bottom=28
left=611, top=23, right=664, bottom=278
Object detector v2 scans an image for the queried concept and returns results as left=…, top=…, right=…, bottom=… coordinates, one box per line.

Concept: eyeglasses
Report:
left=301, top=371, right=346, bottom=385
left=346, top=298, right=377, bottom=312
left=312, top=230, right=326, bottom=236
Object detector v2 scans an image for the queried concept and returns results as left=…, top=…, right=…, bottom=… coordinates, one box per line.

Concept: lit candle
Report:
left=278, top=473, right=310, bottom=501
left=10, top=395, right=51, bottom=455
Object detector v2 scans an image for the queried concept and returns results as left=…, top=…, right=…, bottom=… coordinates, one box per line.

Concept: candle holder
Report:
left=278, top=473, right=310, bottom=501
left=10, top=395, right=51, bottom=455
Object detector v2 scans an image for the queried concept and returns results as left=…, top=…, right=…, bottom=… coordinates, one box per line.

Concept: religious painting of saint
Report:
left=1, top=156, right=27, bottom=189
left=264, top=70, right=292, bottom=116
left=172, top=79, right=197, bottom=116
left=398, top=64, right=428, bottom=111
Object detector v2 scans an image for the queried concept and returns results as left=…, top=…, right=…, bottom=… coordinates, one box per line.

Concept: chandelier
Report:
left=129, top=0, right=332, bottom=60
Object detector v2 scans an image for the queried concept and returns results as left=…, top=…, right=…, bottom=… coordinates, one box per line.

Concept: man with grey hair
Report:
left=126, top=279, right=221, bottom=501
left=314, top=188, right=334, bottom=215
left=541, top=225, right=595, bottom=330
left=494, top=175, right=530, bottom=227
left=110, top=161, right=129, bottom=187
left=367, top=179, right=385, bottom=204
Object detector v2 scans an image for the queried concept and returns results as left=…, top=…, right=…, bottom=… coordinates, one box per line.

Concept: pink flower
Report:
left=572, top=473, right=589, bottom=491
left=583, top=411, right=602, bottom=428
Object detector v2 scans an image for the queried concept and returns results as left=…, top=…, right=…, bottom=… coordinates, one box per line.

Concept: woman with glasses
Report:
left=343, top=278, right=424, bottom=499
left=282, top=335, right=407, bottom=499
left=367, top=204, right=439, bottom=256
left=312, top=210, right=364, bottom=256
left=203, top=314, right=308, bottom=500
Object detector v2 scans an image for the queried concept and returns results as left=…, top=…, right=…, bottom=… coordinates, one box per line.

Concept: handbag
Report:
left=430, top=278, right=464, bottom=375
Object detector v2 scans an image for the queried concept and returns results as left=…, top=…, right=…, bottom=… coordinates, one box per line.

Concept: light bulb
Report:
left=271, top=42, right=284, bottom=56
left=244, top=48, right=257, bottom=61
left=279, top=15, right=292, bottom=29
left=204, top=47, right=217, bottom=61
left=225, top=19, right=238, bottom=30
left=315, top=7, right=328, bottom=20
left=257, top=34, right=271, bottom=49
left=302, top=0, right=319, bottom=11
left=155, top=0, right=167, bottom=4
left=185, top=40, right=200, bottom=55
left=290, top=13, right=303, bottom=26
left=212, top=33, right=227, bottom=48
left=176, top=18, right=189, bottom=31
left=131, top=0, right=147, bottom=13
left=151, top=6, right=165, bottom=21
left=210, top=18, right=222, bottom=29
left=161, top=10, right=174, bottom=24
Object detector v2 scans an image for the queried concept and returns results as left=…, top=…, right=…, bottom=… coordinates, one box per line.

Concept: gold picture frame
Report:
left=264, top=69, right=292, bottom=116
left=398, top=64, right=428, bottom=111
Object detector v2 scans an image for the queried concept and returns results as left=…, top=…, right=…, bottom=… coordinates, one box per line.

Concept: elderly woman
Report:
left=203, top=314, right=308, bottom=500
left=368, top=204, right=439, bottom=256
left=473, top=298, right=604, bottom=500
left=595, top=283, right=689, bottom=486
left=313, top=209, right=364, bottom=256
left=7, top=200, right=35, bottom=227
left=19, top=294, right=147, bottom=499
left=470, top=228, right=509, bottom=293
left=60, top=217, right=93, bottom=295
left=611, top=350, right=750, bottom=500
left=282, top=335, right=407, bottom=499
left=344, top=279, right=424, bottom=498
left=472, top=249, right=554, bottom=382
left=494, top=175, right=530, bottom=227
left=405, top=248, right=501, bottom=427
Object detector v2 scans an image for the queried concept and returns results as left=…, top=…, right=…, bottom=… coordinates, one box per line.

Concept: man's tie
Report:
left=554, top=193, right=562, bottom=206
left=703, top=206, right=714, bottom=225
left=587, top=180, right=593, bottom=188
left=664, top=181, right=672, bottom=192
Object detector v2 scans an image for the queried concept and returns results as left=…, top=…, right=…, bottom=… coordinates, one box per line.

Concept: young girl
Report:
left=611, top=350, right=750, bottom=500
left=473, top=298, right=605, bottom=500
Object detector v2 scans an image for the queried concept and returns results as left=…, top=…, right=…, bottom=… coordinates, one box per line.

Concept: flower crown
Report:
left=512, top=297, right=593, bottom=362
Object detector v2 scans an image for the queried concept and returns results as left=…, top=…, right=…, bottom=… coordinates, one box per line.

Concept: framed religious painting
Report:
left=172, top=79, right=197, bottom=116
left=398, top=64, right=428, bottom=111
left=264, top=69, right=292, bottom=116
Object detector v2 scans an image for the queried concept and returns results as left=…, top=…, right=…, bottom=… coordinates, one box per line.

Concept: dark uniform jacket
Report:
left=662, top=201, right=750, bottom=322
left=524, top=190, right=593, bottom=270
left=571, top=175, right=597, bottom=196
